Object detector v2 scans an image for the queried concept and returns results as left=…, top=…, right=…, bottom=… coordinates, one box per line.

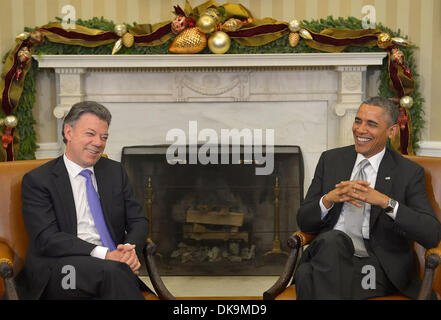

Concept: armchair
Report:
left=0, top=158, right=175, bottom=300
left=264, top=155, right=441, bottom=300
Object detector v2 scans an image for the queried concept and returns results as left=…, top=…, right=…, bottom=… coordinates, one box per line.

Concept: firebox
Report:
left=122, top=145, right=303, bottom=276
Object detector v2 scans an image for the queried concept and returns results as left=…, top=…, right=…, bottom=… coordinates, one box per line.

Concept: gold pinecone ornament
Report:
left=169, top=27, right=207, bottom=54
left=289, top=32, right=300, bottom=47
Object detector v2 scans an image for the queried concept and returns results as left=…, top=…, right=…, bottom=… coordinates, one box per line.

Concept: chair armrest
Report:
left=263, top=231, right=316, bottom=300
left=0, top=241, right=19, bottom=300
left=417, top=243, right=441, bottom=300
left=143, top=238, right=176, bottom=300
left=291, top=231, right=316, bottom=247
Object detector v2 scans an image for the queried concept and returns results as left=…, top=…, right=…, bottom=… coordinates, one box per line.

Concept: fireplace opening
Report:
left=122, top=145, right=303, bottom=276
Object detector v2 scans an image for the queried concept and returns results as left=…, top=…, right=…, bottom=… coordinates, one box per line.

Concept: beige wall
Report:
left=1, top=0, right=440, bottom=142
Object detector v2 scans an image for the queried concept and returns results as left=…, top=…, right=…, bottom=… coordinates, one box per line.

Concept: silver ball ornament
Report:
left=288, top=20, right=301, bottom=32
left=4, top=115, right=18, bottom=128
left=400, top=96, right=414, bottom=108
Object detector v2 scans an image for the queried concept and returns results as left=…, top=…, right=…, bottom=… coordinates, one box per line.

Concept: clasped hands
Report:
left=105, top=244, right=141, bottom=275
left=323, top=180, right=389, bottom=210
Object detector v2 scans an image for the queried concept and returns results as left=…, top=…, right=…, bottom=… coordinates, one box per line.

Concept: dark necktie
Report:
left=79, top=169, right=116, bottom=251
left=344, top=159, right=370, bottom=257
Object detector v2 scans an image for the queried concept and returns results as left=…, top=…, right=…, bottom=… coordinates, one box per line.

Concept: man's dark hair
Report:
left=362, top=96, right=399, bottom=126
left=62, top=101, right=112, bottom=144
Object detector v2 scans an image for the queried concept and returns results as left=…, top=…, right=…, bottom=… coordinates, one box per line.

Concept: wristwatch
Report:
left=385, top=198, right=398, bottom=213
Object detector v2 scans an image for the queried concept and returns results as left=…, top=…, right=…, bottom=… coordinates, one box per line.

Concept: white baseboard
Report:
left=417, top=141, right=441, bottom=157
left=35, top=142, right=62, bottom=159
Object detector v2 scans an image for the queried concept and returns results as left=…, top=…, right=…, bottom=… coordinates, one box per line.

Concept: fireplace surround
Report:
left=122, top=145, right=303, bottom=275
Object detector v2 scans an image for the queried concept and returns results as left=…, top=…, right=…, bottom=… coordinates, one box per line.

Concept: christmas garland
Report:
left=0, top=1, right=421, bottom=161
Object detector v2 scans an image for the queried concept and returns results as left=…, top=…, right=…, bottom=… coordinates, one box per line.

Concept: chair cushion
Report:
left=367, top=294, right=411, bottom=300
left=142, top=291, right=160, bottom=300
left=275, top=285, right=297, bottom=300
left=275, top=286, right=412, bottom=300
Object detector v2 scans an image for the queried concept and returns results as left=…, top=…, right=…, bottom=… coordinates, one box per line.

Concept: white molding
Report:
left=417, top=141, right=441, bottom=157
left=35, top=142, right=62, bottom=159
left=34, top=53, right=387, bottom=69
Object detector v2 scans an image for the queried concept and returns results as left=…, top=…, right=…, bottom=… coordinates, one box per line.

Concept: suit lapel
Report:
left=52, top=157, right=77, bottom=235
left=94, top=159, right=118, bottom=243
left=369, top=148, right=396, bottom=231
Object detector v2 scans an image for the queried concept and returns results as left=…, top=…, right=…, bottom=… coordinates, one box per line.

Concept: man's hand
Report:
left=105, top=244, right=141, bottom=275
left=323, top=180, right=370, bottom=208
left=323, top=180, right=390, bottom=209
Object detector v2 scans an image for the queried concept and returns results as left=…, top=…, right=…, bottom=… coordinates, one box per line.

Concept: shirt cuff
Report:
left=90, top=245, right=109, bottom=260
left=385, top=202, right=399, bottom=220
left=319, top=195, right=334, bottom=220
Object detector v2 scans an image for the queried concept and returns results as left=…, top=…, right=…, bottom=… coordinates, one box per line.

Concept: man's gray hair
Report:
left=62, top=101, right=112, bottom=144
left=361, top=96, right=399, bottom=126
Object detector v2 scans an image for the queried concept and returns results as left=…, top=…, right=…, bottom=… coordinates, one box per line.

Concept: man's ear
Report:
left=64, top=124, right=73, bottom=142
left=388, top=123, right=399, bottom=139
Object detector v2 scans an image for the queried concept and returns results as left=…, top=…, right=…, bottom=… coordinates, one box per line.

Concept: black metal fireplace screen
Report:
left=122, top=145, right=303, bottom=276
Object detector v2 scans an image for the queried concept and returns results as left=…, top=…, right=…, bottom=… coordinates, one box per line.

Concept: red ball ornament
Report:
left=391, top=48, right=404, bottom=65
left=172, top=15, right=187, bottom=34
left=2, top=133, right=13, bottom=149
left=403, top=67, right=412, bottom=78
left=398, top=107, right=409, bottom=130
left=187, top=17, right=196, bottom=28
left=16, top=69, right=23, bottom=81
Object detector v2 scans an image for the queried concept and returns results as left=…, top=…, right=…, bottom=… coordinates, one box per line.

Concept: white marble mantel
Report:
left=35, top=52, right=387, bottom=189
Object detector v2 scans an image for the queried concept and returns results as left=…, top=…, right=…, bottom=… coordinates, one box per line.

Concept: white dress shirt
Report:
left=319, top=148, right=399, bottom=239
left=63, top=154, right=109, bottom=259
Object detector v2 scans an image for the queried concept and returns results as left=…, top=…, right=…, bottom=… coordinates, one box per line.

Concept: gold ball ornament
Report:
left=114, top=24, right=127, bottom=37
left=377, top=33, right=392, bottom=49
left=122, top=32, right=134, bottom=48
left=400, top=96, right=414, bottom=109
left=288, top=20, right=301, bottom=33
left=197, top=15, right=217, bottom=34
left=289, top=32, right=300, bottom=47
left=4, top=115, right=18, bottom=128
left=208, top=31, right=231, bottom=54
left=203, top=8, right=221, bottom=25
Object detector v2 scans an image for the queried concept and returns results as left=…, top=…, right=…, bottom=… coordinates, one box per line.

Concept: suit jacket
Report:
left=16, top=156, right=149, bottom=299
left=297, top=145, right=441, bottom=298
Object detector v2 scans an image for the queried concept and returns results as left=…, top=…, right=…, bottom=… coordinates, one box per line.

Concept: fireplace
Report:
left=122, top=145, right=303, bottom=275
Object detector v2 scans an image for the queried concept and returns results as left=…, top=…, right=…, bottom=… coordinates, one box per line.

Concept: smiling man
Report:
left=294, top=96, right=441, bottom=299
left=16, top=101, right=152, bottom=299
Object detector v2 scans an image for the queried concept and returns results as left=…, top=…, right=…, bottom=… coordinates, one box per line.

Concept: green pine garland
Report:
left=9, top=16, right=422, bottom=159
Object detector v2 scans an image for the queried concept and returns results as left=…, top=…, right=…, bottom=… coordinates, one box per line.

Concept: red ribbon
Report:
left=1, top=41, right=28, bottom=115
left=226, top=24, right=287, bottom=38
left=40, top=27, right=119, bottom=42
left=308, top=33, right=378, bottom=46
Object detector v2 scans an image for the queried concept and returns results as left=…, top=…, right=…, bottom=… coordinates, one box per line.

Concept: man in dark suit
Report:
left=294, top=96, right=441, bottom=299
left=17, top=101, right=151, bottom=299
